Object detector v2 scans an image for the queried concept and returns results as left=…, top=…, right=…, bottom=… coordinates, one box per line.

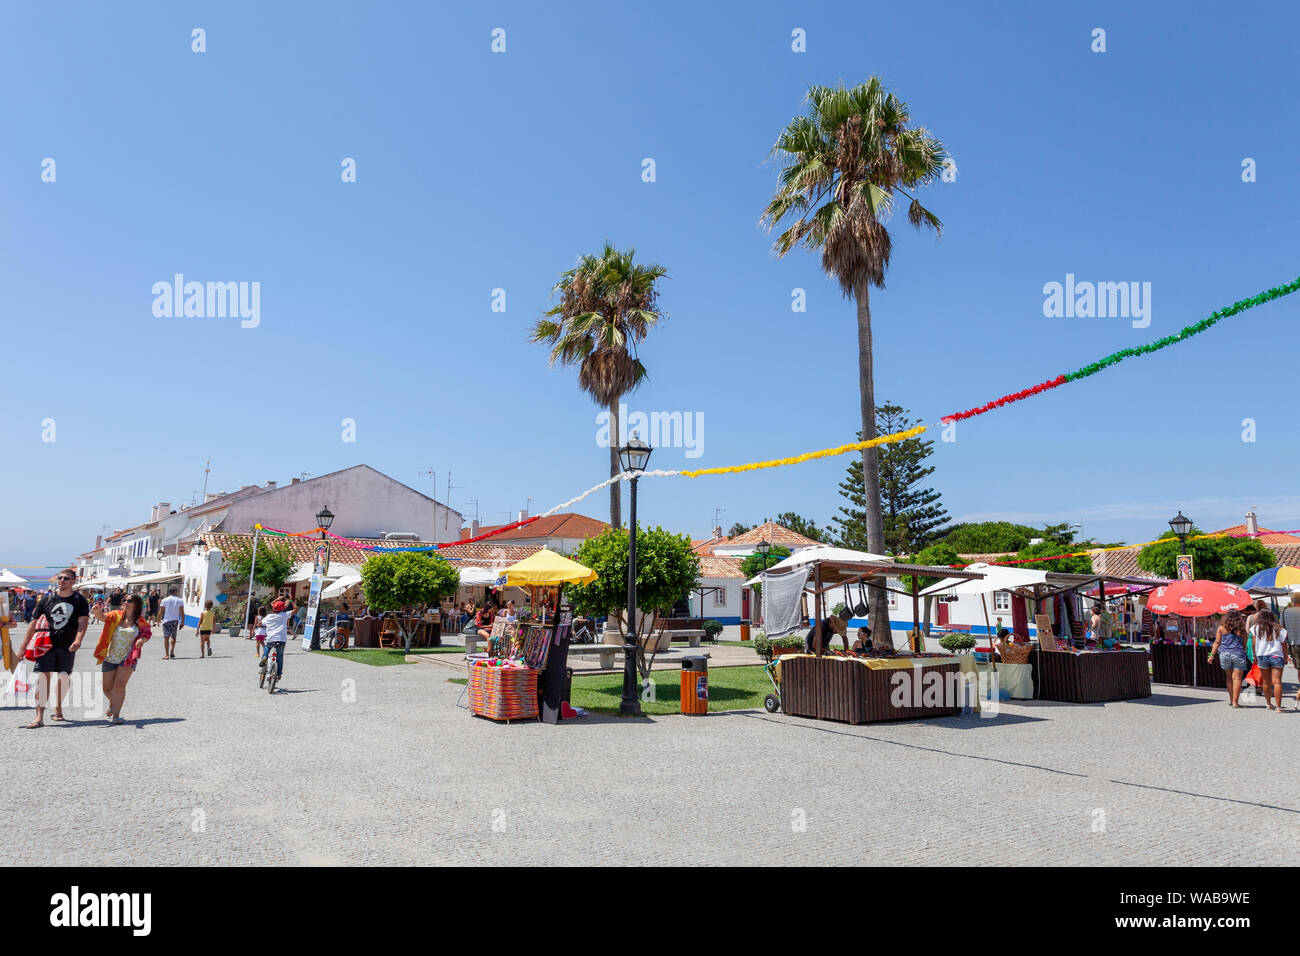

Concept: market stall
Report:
left=1145, top=579, right=1252, bottom=692
left=758, top=547, right=985, bottom=723
left=466, top=549, right=596, bottom=724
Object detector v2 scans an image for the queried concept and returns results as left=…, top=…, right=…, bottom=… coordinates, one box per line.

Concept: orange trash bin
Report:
left=680, top=656, right=709, bottom=715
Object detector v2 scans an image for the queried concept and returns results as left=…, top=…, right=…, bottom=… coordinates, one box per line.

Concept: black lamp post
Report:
left=311, top=507, right=335, bottom=649
left=1169, top=510, right=1193, bottom=578
left=619, top=434, right=652, bottom=717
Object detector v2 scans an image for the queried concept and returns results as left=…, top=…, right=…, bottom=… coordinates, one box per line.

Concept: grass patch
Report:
left=448, top=677, right=467, bottom=685
left=316, top=645, right=464, bottom=667
left=569, top=664, right=771, bottom=716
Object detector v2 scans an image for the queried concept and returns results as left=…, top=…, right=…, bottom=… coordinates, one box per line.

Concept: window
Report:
left=886, top=592, right=897, bottom=609
left=713, top=587, right=726, bottom=608
left=993, top=591, right=1012, bottom=612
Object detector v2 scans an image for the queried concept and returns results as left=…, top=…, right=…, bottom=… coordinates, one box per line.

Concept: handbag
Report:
left=24, top=614, right=52, bottom=661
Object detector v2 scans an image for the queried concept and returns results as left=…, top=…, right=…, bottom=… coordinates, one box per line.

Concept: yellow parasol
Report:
left=496, top=549, right=598, bottom=587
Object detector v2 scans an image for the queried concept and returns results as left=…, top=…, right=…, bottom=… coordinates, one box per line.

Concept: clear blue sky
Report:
left=3, top=0, right=1299, bottom=572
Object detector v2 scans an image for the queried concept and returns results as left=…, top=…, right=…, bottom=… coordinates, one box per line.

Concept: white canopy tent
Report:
left=743, top=545, right=894, bottom=587
left=0, top=569, right=29, bottom=587
left=321, top=573, right=363, bottom=599
left=457, top=567, right=502, bottom=587
left=920, top=562, right=1048, bottom=597
left=286, top=562, right=360, bottom=585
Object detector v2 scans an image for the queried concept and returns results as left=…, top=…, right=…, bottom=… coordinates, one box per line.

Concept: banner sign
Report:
left=303, top=574, right=323, bottom=650
left=1176, top=554, right=1194, bottom=581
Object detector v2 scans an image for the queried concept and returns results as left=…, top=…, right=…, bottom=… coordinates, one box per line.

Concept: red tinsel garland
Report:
left=942, top=375, right=1068, bottom=424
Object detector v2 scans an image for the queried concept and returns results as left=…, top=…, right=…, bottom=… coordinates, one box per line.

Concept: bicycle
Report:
left=571, top=618, right=598, bottom=644
left=259, top=643, right=282, bottom=694
left=318, top=623, right=348, bottom=651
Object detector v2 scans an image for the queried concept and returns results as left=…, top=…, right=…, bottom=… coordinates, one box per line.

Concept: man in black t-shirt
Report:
left=21, top=568, right=90, bottom=728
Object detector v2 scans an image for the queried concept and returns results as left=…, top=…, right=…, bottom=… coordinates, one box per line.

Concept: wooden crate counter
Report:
left=777, top=655, right=963, bottom=724
left=1029, top=648, right=1152, bottom=703
left=1149, top=642, right=1227, bottom=689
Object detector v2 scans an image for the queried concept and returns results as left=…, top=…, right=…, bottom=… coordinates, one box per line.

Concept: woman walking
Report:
left=1249, top=608, right=1288, bottom=711
left=93, top=594, right=151, bottom=725
left=1208, top=610, right=1251, bottom=708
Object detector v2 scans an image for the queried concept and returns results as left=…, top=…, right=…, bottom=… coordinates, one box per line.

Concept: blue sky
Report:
left=3, top=0, right=1299, bottom=571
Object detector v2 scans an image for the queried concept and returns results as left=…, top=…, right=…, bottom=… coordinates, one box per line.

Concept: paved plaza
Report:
left=7, top=631, right=1300, bottom=866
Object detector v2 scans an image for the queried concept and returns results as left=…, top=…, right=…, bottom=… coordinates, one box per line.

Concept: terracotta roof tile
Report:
left=462, top=513, right=608, bottom=542
left=1211, top=524, right=1300, bottom=545
left=725, top=521, right=821, bottom=549
left=202, top=532, right=540, bottom=569
left=698, top=556, right=744, bottom=578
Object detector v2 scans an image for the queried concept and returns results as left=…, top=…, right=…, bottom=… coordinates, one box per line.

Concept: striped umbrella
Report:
left=1240, top=566, right=1300, bottom=591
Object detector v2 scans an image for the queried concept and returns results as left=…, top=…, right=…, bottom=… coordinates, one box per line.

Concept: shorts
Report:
left=163, top=621, right=179, bottom=639
left=1257, top=654, right=1285, bottom=670
left=199, top=630, right=212, bottom=637
left=33, top=647, right=76, bottom=674
left=101, top=659, right=138, bottom=672
left=1219, top=651, right=1248, bottom=672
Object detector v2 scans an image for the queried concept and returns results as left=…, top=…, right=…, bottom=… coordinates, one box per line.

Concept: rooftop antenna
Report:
left=299, top=472, right=311, bottom=481
left=465, top=498, right=481, bottom=524
left=201, top=458, right=211, bottom=500
left=713, top=506, right=726, bottom=533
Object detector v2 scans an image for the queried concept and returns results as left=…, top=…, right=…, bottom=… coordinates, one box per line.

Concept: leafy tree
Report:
left=531, top=244, right=668, bottom=529
left=1137, top=530, right=1273, bottom=584
left=566, top=526, right=700, bottom=678
left=941, top=521, right=1040, bottom=554
left=764, top=78, right=946, bottom=636
left=222, top=538, right=297, bottom=590
left=728, top=522, right=752, bottom=537
left=833, top=404, right=947, bottom=553
left=775, top=512, right=830, bottom=543
left=1006, top=541, right=1093, bottom=575
left=361, top=552, right=460, bottom=613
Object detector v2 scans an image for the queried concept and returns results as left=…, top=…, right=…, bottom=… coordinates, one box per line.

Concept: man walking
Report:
left=1283, top=599, right=1300, bottom=704
left=147, top=589, right=161, bottom=625
left=159, top=587, right=185, bottom=660
left=20, top=569, right=89, bottom=728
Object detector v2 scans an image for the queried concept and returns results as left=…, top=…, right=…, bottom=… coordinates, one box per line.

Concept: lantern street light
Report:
left=618, top=434, right=652, bottom=717
left=1169, top=511, right=1194, bottom=580
left=310, top=507, right=335, bottom=649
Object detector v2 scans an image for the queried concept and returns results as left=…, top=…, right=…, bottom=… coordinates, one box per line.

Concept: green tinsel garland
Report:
left=1064, top=277, right=1300, bottom=381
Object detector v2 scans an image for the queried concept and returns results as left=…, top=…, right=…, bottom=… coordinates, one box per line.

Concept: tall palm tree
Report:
left=532, top=243, right=668, bottom=528
left=762, top=78, right=946, bottom=638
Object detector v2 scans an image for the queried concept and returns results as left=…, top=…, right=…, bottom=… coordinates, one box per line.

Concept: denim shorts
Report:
left=1257, top=654, right=1285, bottom=670
left=1219, top=651, right=1248, bottom=671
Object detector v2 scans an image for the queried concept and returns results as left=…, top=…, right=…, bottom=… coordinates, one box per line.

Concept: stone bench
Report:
left=567, top=644, right=620, bottom=668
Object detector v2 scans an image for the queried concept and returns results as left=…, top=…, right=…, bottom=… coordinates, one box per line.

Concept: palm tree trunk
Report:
left=855, top=281, right=891, bottom=645
left=608, top=398, right=623, bottom=529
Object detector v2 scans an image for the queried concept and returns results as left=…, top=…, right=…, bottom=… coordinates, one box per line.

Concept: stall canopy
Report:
left=286, top=562, right=360, bottom=584
left=0, top=569, right=28, bottom=587
left=321, top=573, right=363, bottom=599
left=495, top=549, right=597, bottom=587
left=744, top=545, right=893, bottom=586
left=920, top=562, right=1047, bottom=597
left=458, top=567, right=503, bottom=587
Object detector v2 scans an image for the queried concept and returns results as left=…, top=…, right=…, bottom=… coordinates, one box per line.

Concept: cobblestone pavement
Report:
left=6, top=631, right=1300, bottom=866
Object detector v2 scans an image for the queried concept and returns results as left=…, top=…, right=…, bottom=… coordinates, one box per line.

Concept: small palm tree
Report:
left=762, top=77, right=946, bottom=637
left=532, top=243, right=668, bottom=528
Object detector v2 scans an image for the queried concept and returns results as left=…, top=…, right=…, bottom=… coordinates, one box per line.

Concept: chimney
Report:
left=471, top=519, right=480, bottom=538
left=95, top=535, right=102, bottom=549
left=517, top=509, right=528, bottom=522
left=291, top=477, right=300, bottom=485
left=712, top=525, right=722, bottom=539
left=1246, top=511, right=1259, bottom=536
left=265, top=480, right=277, bottom=489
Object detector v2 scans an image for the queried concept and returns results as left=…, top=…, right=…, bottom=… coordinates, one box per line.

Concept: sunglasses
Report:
left=57, top=576, right=73, bottom=582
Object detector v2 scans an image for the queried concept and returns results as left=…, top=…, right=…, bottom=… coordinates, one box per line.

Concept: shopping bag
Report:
left=4, top=660, right=32, bottom=699
left=1244, top=662, right=1262, bottom=688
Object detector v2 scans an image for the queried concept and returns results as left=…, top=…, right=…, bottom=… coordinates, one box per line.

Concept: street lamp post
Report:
left=619, top=435, right=652, bottom=717
left=1169, top=510, right=1193, bottom=579
left=311, top=506, right=335, bottom=650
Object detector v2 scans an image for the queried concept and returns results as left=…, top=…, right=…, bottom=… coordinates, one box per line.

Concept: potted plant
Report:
left=938, top=633, right=977, bottom=655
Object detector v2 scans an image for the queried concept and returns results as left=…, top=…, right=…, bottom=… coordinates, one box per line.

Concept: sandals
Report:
left=21, top=720, right=44, bottom=729
left=110, top=717, right=125, bottom=725
left=51, top=712, right=67, bottom=722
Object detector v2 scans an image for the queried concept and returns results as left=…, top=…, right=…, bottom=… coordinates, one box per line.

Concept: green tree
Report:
left=833, top=404, right=948, bottom=553
left=1006, top=541, right=1093, bottom=575
left=360, top=551, right=461, bottom=646
left=764, top=78, right=946, bottom=635
left=727, top=522, right=752, bottom=538
left=221, top=538, right=297, bottom=590
left=775, top=512, right=830, bottom=543
left=941, top=521, right=1040, bottom=554
left=531, top=244, right=668, bottom=529
left=1136, top=530, right=1273, bottom=584
left=566, top=526, right=700, bottom=677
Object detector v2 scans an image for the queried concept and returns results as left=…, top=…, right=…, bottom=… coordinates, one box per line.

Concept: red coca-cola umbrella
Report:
left=1147, top=580, right=1250, bottom=616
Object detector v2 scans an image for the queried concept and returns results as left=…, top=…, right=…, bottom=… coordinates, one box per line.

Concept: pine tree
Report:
left=833, top=404, right=948, bottom=554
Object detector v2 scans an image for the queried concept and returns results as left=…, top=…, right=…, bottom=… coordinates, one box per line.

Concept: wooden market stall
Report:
left=757, top=548, right=987, bottom=724
left=466, top=548, right=596, bottom=725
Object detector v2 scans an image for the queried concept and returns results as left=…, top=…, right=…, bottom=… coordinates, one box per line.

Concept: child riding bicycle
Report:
left=259, top=599, right=291, bottom=681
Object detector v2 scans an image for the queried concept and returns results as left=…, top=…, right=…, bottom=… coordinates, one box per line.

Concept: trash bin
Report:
left=680, top=656, right=709, bottom=715
left=740, top=621, right=751, bottom=641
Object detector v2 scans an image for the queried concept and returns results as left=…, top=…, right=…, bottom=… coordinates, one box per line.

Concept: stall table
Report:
left=778, top=655, right=962, bottom=724
left=1149, top=642, right=1226, bottom=689
left=1030, top=648, right=1151, bottom=703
